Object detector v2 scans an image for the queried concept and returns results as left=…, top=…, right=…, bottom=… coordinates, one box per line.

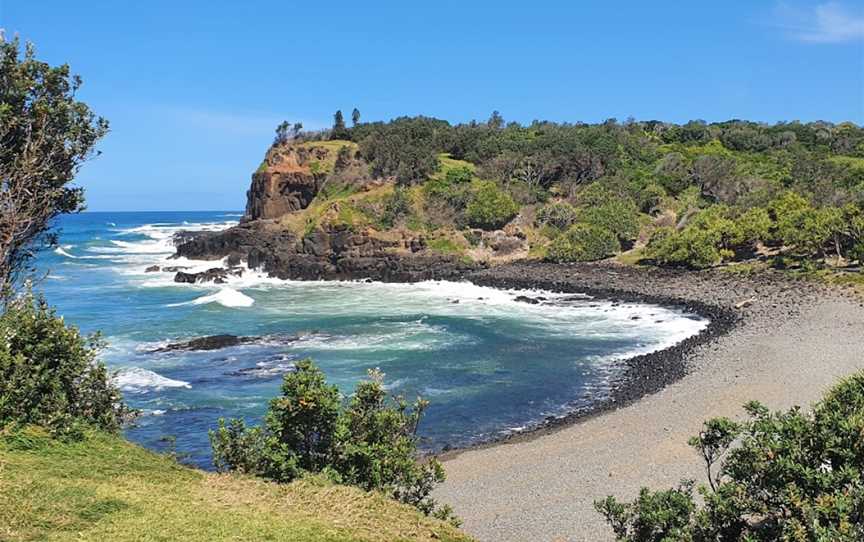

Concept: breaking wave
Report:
left=114, top=367, right=191, bottom=392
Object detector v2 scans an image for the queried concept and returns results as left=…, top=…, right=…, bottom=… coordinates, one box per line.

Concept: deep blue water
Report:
left=36, top=211, right=707, bottom=468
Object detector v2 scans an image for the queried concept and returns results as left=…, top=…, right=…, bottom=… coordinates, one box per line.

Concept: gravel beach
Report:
left=436, top=261, right=864, bottom=542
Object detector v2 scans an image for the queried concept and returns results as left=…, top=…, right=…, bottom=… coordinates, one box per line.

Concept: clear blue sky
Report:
left=2, top=1, right=862, bottom=211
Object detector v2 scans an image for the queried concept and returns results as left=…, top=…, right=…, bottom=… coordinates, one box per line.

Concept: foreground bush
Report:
left=210, top=359, right=456, bottom=523
left=596, top=370, right=864, bottom=541
left=546, top=223, right=620, bottom=263
left=0, top=291, right=131, bottom=435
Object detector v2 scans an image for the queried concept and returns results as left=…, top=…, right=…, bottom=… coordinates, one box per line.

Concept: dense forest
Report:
left=285, top=112, right=864, bottom=271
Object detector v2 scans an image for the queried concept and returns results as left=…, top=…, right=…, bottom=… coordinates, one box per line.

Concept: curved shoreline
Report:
left=436, top=262, right=864, bottom=541
left=434, top=269, right=738, bottom=457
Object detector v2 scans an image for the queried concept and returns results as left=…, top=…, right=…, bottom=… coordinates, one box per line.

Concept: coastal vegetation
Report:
left=269, top=111, right=864, bottom=273
left=0, top=427, right=470, bottom=542
left=0, top=39, right=468, bottom=541
left=210, top=359, right=457, bottom=524
left=0, top=37, right=109, bottom=296
left=596, top=371, right=864, bottom=541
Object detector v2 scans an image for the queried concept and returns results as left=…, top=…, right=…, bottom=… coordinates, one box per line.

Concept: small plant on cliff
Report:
left=210, top=359, right=457, bottom=524
left=596, top=371, right=864, bottom=541
left=0, top=290, right=132, bottom=436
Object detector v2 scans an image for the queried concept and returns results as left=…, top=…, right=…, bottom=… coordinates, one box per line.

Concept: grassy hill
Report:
left=0, top=428, right=471, bottom=542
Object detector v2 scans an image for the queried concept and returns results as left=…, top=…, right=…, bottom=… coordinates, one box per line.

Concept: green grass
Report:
left=432, top=153, right=475, bottom=180
left=0, top=427, right=472, bottom=542
left=427, top=237, right=465, bottom=255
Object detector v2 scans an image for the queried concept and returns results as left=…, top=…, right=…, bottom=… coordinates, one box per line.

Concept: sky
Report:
left=1, top=1, right=863, bottom=211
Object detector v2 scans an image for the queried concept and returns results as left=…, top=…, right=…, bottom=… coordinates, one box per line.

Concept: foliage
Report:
left=465, top=180, right=518, bottom=230
left=0, top=38, right=109, bottom=294
left=546, top=223, right=620, bottom=263
left=0, top=428, right=471, bottom=542
left=646, top=225, right=724, bottom=269
left=579, top=199, right=641, bottom=244
left=380, top=187, right=413, bottom=228
left=358, top=116, right=446, bottom=185
left=597, top=371, right=864, bottom=541
left=210, top=359, right=456, bottom=523
left=536, top=201, right=579, bottom=230
left=0, top=290, right=131, bottom=436
left=331, top=110, right=351, bottom=140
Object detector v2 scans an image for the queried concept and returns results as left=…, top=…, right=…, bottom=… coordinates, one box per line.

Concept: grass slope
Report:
left=0, top=428, right=471, bottom=542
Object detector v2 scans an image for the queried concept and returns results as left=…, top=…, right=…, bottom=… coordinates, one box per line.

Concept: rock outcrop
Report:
left=175, top=221, right=480, bottom=282
left=173, top=141, right=484, bottom=282
left=246, top=145, right=328, bottom=220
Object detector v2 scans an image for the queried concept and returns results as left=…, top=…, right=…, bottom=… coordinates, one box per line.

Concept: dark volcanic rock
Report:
left=174, top=221, right=482, bottom=283
left=145, top=265, right=160, bottom=273
left=514, top=295, right=540, bottom=304
left=152, top=334, right=258, bottom=352
left=173, top=267, right=243, bottom=284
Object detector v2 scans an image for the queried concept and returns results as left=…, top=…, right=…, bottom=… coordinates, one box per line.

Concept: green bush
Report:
left=380, top=187, right=413, bottom=228
left=546, top=223, right=620, bottom=263
left=597, top=371, right=864, bottom=541
left=579, top=199, right=641, bottom=243
left=637, top=183, right=667, bottom=214
left=731, top=207, right=772, bottom=246
left=646, top=225, right=724, bottom=268
left=0, top=291, right=131, bottom=436
left=210, top=359, right=455, bottom=523
left=465, top=180, right=518, bottom=230
left=536, top=201, right=579, bottom=230
left=423, top=167, right=473, bottom=210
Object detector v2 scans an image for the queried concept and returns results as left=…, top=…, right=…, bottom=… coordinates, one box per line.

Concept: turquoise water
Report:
left=37, top=211, right=708, bottom=468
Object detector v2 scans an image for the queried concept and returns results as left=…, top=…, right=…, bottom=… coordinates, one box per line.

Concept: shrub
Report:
left=731, top=207, right=772, bottom=246
left=380, top=187, right=413, bottom=228
left=646, top=225, right=723, bottom=268
left=546, top=223, right=620, bottom=263
left=579, top=199, right=641, bottom=244
left=536, top=201, right=578, bottom=230
left=597, top=371, right=864, bottom=541
left=637, top=183, right=667, bottom=214
left=465, top=180, right=518, bottom=230
left=210, top=359, right=455, bottom=522
left=0, top=291, right=131, bottom=435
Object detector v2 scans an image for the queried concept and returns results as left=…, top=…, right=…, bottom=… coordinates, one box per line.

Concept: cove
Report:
left=38, top=211, right=709, bottom=468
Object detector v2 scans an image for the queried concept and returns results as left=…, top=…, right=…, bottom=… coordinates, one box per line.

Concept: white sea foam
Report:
left=54, top=246, right=78, bottom=258
left=168, top=287, right=255, bottom=308
left=113, top=367, right=190, bottom=392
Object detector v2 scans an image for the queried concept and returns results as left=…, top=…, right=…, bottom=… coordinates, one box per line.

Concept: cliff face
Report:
left=245, top=145, right=328, bottom=220
left=175, top=140, right=485, bottom=282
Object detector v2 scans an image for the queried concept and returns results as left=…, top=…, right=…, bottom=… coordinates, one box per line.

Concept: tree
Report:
left=0, top=290, right=132, bottom=435
left=596, top=371, right=864, bottom=541
left=331, top=109, right=350, bottom=140
left=351, top=108, right=361, bottom=127
left=0, top=38, right=109, bottom=295
left=274, top=120, right=290, bottom=145
left=210, top=359, right=456, bottom=523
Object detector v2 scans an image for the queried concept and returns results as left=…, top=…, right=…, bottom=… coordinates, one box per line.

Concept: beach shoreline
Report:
left=435, top=261, right=864, bottom=541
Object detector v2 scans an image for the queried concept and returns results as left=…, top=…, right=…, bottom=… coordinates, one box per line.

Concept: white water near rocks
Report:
left=37, top=211, right=709, bottom=468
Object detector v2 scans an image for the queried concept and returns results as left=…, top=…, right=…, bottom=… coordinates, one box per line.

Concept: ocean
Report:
left=36, top=211, right=708, bottom=468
